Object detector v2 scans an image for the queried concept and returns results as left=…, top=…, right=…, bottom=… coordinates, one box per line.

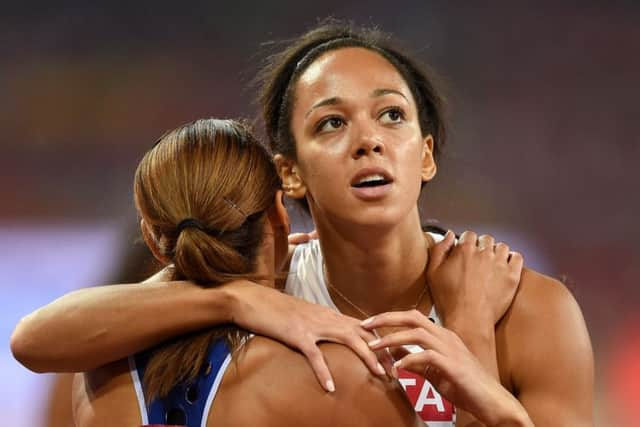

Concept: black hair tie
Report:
left=177, top=218, right=206, bottom=234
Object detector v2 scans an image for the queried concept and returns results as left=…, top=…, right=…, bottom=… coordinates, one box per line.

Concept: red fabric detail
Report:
left=397, top=368, right=455, bottom=422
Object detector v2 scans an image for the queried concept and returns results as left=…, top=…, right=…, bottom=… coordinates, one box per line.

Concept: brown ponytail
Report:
left=133, top=118, right=280, bottom=401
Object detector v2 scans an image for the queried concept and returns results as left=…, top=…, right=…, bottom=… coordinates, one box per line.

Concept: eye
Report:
left=315, top=116, right=346, bottom=134
left=379, top=107, right=405, bottom=125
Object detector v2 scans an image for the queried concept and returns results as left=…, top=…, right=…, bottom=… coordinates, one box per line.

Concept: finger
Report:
left=308, top=230, right=319, bottom=239
left=337, top=329, right=386, bottom=377
left=477, top=234, right=495, bottom=251
left=459, top=230, right=478, bottom=246
left=375, top=347, right=396, bottom=377
left=393, top=348, right=453, bottom=380
left=428, top=230, right=455, bottom=272
left=355, top=325, right=380, bottom=343
left=494, top=242, right=510, bottom=260
left=508, top=251, right=524, bottom=273
left=368, top=328, right=442, bottom=352
left=362, top=309, right=440, bottom=332
left=300, top=344, right=335, bottom=392
left=360, top=315, right=395, bottom=376
left=288, top=232, right=311, bottom=244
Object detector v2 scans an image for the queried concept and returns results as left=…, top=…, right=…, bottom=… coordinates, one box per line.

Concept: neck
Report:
left=254, top=229, right=277, bottom=289
left=315, top=209, right=431, bottom=318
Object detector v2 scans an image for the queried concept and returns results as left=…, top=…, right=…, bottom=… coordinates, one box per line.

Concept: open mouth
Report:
left=351, top=173, right=392, bottom=188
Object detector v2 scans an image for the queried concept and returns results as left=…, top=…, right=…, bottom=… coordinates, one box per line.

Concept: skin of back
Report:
left=73, top=361, right=141, bottom=427
left=73, top=337, right=422, bottom=427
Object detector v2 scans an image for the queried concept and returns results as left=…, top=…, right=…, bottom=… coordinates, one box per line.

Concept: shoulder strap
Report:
left=132, top=339, right=231, bottom=427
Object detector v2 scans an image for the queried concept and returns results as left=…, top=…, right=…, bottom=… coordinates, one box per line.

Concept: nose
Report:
left=351, top=120, right=384, bottom=159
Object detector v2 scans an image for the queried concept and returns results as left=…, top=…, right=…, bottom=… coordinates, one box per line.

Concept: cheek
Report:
left=303, top=161, right=338, bottom=190
left=394, top=131, right=425, bottom=160
left=297, top=156, right=345, bottom=203
left=397, top=138, right=428, bottom=182
left=296, top=141, right=345, bottom=181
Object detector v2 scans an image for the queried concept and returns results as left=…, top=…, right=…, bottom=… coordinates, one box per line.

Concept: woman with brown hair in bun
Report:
left=13, top=19, right=592, bottom=427
left=72, top=118, right=423, bottom=426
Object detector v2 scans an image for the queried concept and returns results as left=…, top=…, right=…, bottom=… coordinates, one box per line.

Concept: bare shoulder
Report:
left=497, top=268, right=594, bottom=425
left=214, top=337, right=421, bottom=427
left=513, top=268, right=577, bottom=313
left=501, top=267, right=591, bottom=344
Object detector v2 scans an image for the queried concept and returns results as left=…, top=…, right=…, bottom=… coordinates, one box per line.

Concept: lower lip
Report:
left=350, top=182, right=393, bottom=200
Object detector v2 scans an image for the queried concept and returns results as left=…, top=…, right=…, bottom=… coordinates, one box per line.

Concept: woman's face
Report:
left=287, top=47, right=436, bottom=229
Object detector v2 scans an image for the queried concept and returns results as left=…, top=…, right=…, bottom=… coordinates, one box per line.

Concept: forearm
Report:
left=444, top=317, right=499, bottom=379
left=455, top=372, right=534, bottom=427
left=11, top=281, right=236, bottom=372
left=444, top=319, right=502, bottom=426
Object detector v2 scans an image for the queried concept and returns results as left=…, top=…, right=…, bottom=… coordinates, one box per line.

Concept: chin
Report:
left=343, top=205, right=414, bottom=230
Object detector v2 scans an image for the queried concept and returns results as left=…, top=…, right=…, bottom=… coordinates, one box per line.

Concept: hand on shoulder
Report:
left=427, top=230, right=523, bottom=331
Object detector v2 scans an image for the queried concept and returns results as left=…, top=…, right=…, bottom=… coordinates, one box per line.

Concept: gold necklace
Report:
left=323, top=263, right=429, bottom=318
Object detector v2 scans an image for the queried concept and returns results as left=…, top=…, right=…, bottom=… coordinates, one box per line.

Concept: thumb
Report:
left=428, top=230, right=455, bottom=273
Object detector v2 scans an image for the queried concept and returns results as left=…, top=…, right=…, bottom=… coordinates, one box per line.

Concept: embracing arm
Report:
left=502, top=269, right=594, bottom=426
left=426, top=231, right=524, bottom=425
left=364, top=310, right=533, bottom=427
left=10, top=272, right=382, bottom=392
left=11, top=274, right=236, bottom=372
left=10, top=237, right=307, bottom=373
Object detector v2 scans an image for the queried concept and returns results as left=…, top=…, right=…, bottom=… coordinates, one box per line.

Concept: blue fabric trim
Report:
left=135, top=339, right=231, bottom=426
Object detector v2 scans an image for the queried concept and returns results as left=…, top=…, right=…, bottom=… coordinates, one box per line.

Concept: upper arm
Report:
left=501, top=269, right=594, bottom=426
left=11, top=269, right=168, bottom=370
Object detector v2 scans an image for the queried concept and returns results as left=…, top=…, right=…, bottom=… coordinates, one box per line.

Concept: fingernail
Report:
left=326, top=380, right=335, bottom=393
left=391, top=362, right=399, bottom=378
left=377, top=362, right=385, bottom=375
left=361, top=316, right=375, bottom=326
left=445, top=230, right=453, bottom=238
left=368, top=338, right=381, bottom=347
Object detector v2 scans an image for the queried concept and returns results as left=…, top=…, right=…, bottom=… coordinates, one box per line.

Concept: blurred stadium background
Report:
left=1, top=2, right=638, bottom=425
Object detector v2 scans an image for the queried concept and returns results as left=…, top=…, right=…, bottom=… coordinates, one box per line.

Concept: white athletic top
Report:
left=285, top=233, right=456, bottom=426
left=285, top=232, right=444, bottom=323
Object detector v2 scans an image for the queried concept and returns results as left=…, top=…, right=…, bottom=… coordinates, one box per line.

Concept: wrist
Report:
left=209, top=281, right=243, bottom=324
left=490, top=394, right=533, bottom=427
left=217, top=280, right=263, bottom=327
left=444, top=316, right=495, bottom=347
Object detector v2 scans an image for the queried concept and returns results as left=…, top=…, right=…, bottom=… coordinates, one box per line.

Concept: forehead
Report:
left=295, top=47, right=413, bottom=104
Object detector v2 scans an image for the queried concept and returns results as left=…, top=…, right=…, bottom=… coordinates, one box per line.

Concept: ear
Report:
left=421, top=134, right=437, bottom=182
left=266, top=190, right=291, bottom=272
left=140, top=218, right=171, bottom=265
left=268, top=190, right=291, bottom=236
left=274, top=154, right=306, bottom=199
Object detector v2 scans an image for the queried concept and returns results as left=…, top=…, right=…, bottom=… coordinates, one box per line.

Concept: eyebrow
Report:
left=371, top=88, right=408, bottom=102
left=305, top=88, right=409, bottom=118
left=306, top=97, right=340, bottom=118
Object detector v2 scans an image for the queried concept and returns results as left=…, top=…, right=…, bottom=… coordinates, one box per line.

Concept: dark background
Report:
left=1, top=2, right=638, bottom=425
